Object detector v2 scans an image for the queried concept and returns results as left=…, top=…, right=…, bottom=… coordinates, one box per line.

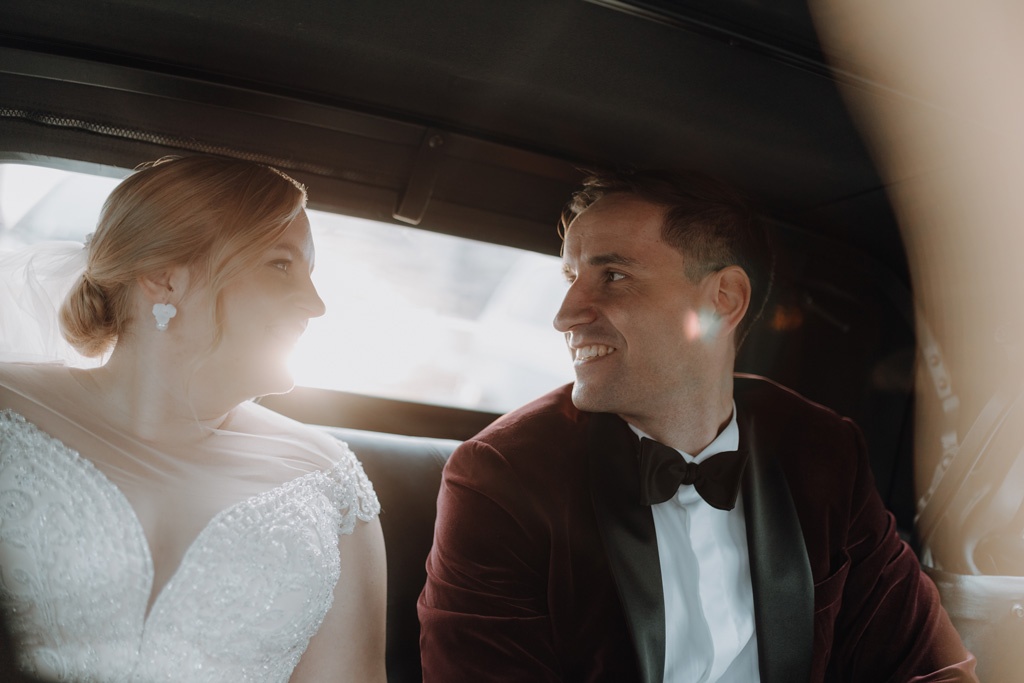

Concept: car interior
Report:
left=1, top=1, right=1021, bottom=681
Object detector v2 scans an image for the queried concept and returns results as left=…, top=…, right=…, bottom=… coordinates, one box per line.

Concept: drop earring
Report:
left=153, top=303, right=177, bottom=331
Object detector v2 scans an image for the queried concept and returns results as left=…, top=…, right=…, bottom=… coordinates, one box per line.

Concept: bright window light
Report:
left=0, top=162, right=573, bottom=412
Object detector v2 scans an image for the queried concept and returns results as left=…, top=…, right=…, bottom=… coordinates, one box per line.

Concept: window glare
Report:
left=0, top=163, right=573, bottom=412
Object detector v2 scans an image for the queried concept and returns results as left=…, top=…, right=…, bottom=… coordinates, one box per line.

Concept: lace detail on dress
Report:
left=0, top=409, right=380, bottom=682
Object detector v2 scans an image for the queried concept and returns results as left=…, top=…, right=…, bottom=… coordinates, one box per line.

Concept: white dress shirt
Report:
left=629, top=407, right=760, bottom=683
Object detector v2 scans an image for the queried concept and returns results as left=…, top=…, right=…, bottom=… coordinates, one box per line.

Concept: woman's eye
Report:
left=272, top=260, right=292, bottom=272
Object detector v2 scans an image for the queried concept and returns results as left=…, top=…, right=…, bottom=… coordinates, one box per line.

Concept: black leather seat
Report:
left=324, top=426, right=459, bottom=683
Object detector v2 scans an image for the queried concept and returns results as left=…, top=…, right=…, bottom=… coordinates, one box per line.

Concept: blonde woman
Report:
left=0, top=156, right=386, bottom=682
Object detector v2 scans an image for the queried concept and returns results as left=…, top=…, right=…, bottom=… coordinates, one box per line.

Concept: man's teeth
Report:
left=575, top=345, right=616, bottom=361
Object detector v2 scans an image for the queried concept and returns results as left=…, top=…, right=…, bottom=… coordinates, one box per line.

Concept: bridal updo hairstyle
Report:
left=60, top=156, right=307, bottom=357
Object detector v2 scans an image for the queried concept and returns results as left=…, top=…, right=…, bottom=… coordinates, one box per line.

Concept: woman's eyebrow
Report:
left=270, top=242, right=317, bottom=271
left=269, top=243, right=300, bottom=256
left=270, top=242, right=314, bottom=262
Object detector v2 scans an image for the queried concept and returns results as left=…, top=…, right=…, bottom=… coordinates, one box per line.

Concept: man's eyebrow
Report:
left=562, top=252, right=638, bottom=277
left=589, top=253, right=638, bottom=267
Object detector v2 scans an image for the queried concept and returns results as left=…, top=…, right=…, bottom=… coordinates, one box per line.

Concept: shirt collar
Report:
left=627, top=402, right=739, bottom=464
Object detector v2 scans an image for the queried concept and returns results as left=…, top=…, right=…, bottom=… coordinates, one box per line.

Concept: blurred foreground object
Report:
left=812, top=1, right=1024, bottom=679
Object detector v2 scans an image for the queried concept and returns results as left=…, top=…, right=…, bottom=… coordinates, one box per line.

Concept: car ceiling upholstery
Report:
left=1, top=0, right=904, bottom=273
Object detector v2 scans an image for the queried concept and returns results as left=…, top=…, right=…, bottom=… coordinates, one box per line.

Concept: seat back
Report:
left=322, top=426, right=458, bottom=683
left=925, top=567, right=1024, bottom=682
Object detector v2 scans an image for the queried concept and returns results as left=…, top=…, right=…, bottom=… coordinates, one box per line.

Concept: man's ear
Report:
left=710, top=265, right=751, bottom=337
left=137, top=266, right=189, bottom=305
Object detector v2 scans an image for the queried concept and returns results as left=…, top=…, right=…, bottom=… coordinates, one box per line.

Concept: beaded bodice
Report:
left=0, top=409, right=380, bottom=682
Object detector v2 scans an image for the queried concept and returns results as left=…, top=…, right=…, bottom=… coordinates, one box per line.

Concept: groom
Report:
left=417, top=170, right=976, bottom=682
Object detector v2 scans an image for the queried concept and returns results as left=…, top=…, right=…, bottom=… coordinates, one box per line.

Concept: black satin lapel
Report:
left=587, top=413, right=665, bottom=683
left=740, top=411, right=813, bottom=683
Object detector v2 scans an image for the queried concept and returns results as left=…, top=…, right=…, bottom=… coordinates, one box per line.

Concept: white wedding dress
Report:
left=0, top=403, right=380, bottom=682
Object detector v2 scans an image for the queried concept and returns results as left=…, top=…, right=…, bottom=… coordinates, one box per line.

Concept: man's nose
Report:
left=553, top=280, right=594, bottom=333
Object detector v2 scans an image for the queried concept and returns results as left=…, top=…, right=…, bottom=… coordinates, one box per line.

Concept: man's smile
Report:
left=572, top=344, right=617, bottom=363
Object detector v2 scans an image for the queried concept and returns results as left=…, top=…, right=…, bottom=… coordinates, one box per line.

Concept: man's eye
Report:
left=607, top=271, right=625, bottom=282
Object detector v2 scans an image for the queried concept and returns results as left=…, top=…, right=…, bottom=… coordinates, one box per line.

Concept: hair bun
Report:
left=60, top=272, right=117, bottom=357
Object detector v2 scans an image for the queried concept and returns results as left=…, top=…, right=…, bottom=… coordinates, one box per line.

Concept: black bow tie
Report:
left=637, top=437, right=748, bottom=510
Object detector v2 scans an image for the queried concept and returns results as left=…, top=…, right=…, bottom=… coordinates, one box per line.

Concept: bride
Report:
left=0, top=156, right=386, bottom=682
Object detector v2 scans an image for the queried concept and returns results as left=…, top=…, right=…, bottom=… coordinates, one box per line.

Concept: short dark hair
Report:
left=560, top=169, right=774, bottom=347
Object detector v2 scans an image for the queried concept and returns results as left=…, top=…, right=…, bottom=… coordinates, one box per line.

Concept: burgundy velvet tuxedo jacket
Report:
left=418, top=375, right=976, bottom=682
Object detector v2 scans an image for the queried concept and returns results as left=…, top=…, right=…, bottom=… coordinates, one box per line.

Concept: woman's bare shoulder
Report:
left=232, top=400, right=349, bottom=467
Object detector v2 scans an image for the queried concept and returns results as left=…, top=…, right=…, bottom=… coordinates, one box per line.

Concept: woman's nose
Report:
left=301, top=277, right=327, bottom=318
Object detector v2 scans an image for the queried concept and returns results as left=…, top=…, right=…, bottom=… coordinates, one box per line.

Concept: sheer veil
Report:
left=0, top=240, right=351, bottom=560
left=0, top=239, right=100, bottom=367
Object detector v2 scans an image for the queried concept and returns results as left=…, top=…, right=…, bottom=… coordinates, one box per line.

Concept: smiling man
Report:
left=418, top=170, right=976, bottom=683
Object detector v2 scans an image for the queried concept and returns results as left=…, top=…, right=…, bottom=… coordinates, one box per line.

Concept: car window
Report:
left=0, top=161, right=573, bottom=412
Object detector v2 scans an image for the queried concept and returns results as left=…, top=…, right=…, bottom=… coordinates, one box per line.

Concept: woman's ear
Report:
left=711, top=265, right=751, bottom=338
left=137, top=266, right=189, bottom=305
